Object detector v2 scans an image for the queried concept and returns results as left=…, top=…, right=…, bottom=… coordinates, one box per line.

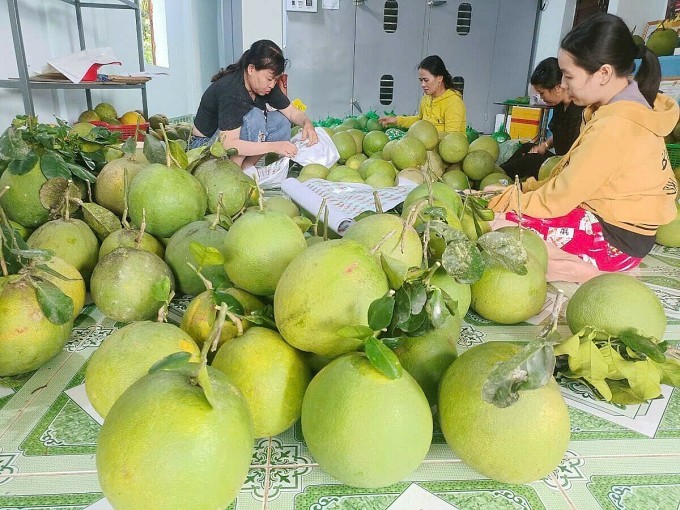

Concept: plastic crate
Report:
left=667, top=143, right=680, bottom=169
left=90, top=121, right=149, bottom=141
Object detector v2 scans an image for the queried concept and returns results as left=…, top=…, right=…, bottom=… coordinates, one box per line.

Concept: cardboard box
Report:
left=509, top=106, right=541, bottom=139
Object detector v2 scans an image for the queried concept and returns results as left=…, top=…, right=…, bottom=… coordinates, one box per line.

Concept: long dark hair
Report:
left=560, top=13, right=661, bottom=107
left=418, top=55, right=455, bottom=90
left=530, top=57, right=562, bottom=89
left=211, top=39, right=288, bottom=83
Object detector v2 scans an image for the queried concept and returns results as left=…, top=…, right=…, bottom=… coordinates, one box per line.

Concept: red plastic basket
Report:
left=90, top=120, right=149, bottom=141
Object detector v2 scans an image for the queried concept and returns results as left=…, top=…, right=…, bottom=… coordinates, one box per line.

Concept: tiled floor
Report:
left=2, top=245, right=680, bottom=509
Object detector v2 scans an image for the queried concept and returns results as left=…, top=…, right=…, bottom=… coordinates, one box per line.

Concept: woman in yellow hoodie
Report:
left=489, top=13, right=678, bottom=271
left=378, top=55, right=466, bottom=133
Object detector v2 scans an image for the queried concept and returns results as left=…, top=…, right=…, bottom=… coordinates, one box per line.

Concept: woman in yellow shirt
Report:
left=379, top=55, right=466, bottom=133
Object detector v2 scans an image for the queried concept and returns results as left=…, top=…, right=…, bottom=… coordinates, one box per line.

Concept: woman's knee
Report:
left=240, top=108, right=266, bottom=142
left=265, top=111, right=292, bottom=141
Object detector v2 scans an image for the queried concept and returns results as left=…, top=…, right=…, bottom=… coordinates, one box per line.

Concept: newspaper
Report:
left=41, top=47, right=121, bottom=83
left=280, top=177, right=418, bottom=234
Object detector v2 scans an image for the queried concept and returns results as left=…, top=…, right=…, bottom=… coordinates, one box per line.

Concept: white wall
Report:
left=609, top=0, right=667, bottom=36
left=0, top=0, right=221, bottom=128
left=241, top=0, right=283, bottom=50
left=531, top=0, right=577, bottom=71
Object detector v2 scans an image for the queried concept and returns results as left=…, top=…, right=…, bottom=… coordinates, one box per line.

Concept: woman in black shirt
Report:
left=191, top=40, right=318, bottom=168
left=501, top=57, right=585, bottom=180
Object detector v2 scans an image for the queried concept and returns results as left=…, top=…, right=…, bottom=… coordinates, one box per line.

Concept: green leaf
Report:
left=364, top=337, right=403, bottom=379
left=477, top=231, right=528, bottom=275
left=368, top=294, right=395, bottom=331
left=408, top=282, right=427, bottom=315
left=338, top=325, right=374, bottom=339
left=189, top=241, right=225, bottom=267
left=608, top=379, right=651, bottom=405
left=380, top=253, right=410, bottom=290
left=17, top=151, right=39, bottom=175
left=34, top=279, right=73, bottom=324
left=392, top=287, right=411, bottom=330
left=0, top=126, right=30, bottom=160
left=616, top=330, right=666, bottom=363
left=168, top=139, right=189, bottom=169
left=244, top=307, right=277, bottom=329
left=34, top=263, right=78, bottom=281
left=213, top=289, right=245, bottom=315
left=81, top=202, right=122, bottom=241
left=598, top=343, right=628, bottom=381
left=293, top=216, right=313, bottom=233
left=148, top=351, right=192, bottom=374
left=208, top=273, right=232, bottom=290
left=428, top=220, right=469, bottom=244
left=659, top=357, right=680, bottom=386
left=39, top=178, right=81, bottom=214
left=143, top=133, right=167, bottom=164
left=210, top=140, right=227, bottom=158
left=197, top=363, right=217, bottom=408
left=426, top=288, right=452, bottom=329
left=10, top=247, right=54, bottom=260
left=553, top=331, right=582, bottom=356
left=66, top=162, right=96, bottom=183
left=566, top=336, right=612, bottom=401
left=40, top=151, right=71, bottom=180
left=151, top=276, right=172, bottom=302
left=399, top=307, right=429, bottom=333
left=120, top=136, right=137, bottom=156
left=440, top=238, right=485, bottom=284
left=422, top=206, right=448, bottom=221
left=612, top=356, right=662, bottom=402
left=381, top=336, right=404, bottom=349
left=482, top=339, right=556, bottom=408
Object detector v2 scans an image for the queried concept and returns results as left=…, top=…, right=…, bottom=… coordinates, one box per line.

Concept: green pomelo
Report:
left=343, top=213, right=422, bottom=268
left=345, top=153, right=368, bottom=171
left=8, top=220, right=32, bottom=241
left=90, top=247, right=175, bottom=323
left=479, top=172, right=511, bottom=190
left=656, top=201, right=680, bottom=247
left=94, top=102, right=118, bottom=120
left=430, top=267, right=472, bottom=317
left=363, top=130, right=390, bottom=156
left=461, top=210, right=491, bottom=241
left=85, top=321, right=200, bottom=417
left=391, top=136, right=428, bottom=170
left=407, top=119, right=439, bottom=151
left=398, top=168, right=424, bottom=184
left=381, top=139, right=398, bottom=161
left=300, top=163, right=330, bottom=180
left=274, top=239, right=389, bottom=357
left=347, top=129, right=365, bottom=153
left=462, top=150, right=496, bottom=181
left=327, top=166, right=362, bottom=183
left=0, top=279, right=72, bottom=377
left=94, top=156, right=147, bottom=216
left=180, top=288, right=263, bottom=351
left=165, top=220, right=229, bottom=296
left=364, top=173, right=395, bottom=188
left=538, top=155, right=563, bottom=181
left=128, top=164, right=207, bottom=238
left=212, top=327, right=311, bottom=438
left=27, top=218, right=99, bottom=282
left=442, top=169, right=470, bottom=190
left=78, top=109, right=100, bottom=123
left=264, top=196, right=300, bottom=218
left=332, top=131, right=359, bottom=162
left=223, top=209, right=307, bottom=296
left=33, top=256, right=86, bottom=318
left=438, top=342, right=570, bottom=484
left=193, top=158, right=253, bottom=217
left=469, top=135, right=500, bottom=162
left=96, top=365, right=253, bottom=510
left=647, top=26, right=679, bottom=57
left=394, top=313, right=460, bottom=404
left=366, top=118, right=382, bottom=132
left=0, top=160, right=49, bottom=228
left=438, top=132, right=470, bottom=163
left=421, top=150, right=446, bottom=179
left=359, top=158, right=396, bottom=180
left=403, top=181, right=464, bottom=218
left=99, top=228, right=165, bottom=260
left=341, top=117, right=361, bottom=130
left=301, top=353, right=433, bottom=488
left=566, top=273, right=667, bottom=339
left=470, top=257, right=547, bottom=324
left=497, top=226, right=548, bottom=272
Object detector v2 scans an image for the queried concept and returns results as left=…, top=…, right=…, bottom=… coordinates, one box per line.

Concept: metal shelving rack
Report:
left=0, top=0, right=148, bottom=118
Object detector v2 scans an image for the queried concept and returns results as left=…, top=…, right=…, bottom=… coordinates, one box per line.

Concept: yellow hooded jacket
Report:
left=396, top=89, right=466, bottom=133
left=489, top=93, right=679, bottom=239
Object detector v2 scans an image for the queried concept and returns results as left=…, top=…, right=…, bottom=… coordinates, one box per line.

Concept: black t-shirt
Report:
left=548, top=102, right=585, bottom=155
left=193, top=70, right=291, bottom=137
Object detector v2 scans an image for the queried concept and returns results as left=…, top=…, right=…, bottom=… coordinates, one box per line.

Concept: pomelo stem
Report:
left=540, top=289, right=565, bottom=342
left=422, top=261, right=441, bottom=286
left=187, top=261, right=213, bottom=292
left=514, top=175, right=523, bottom=229
left=210, top=192, right=225, bottom=230
left=63, top=180, right=72, bottom=222
left=370, top=229, right=396, bottom=256
left=254, top=173, right=264, bottom=211
left=313, top=198, right=327, bottom=237
left=423, top=221, right=430, bottom=268
left=323, top=204, right=329, bottom=241
left=202, top=303, right=228, bottom=363
left=0, top=186, right=8, bottom=200
left=122, top=168, right=131, bottom=229
left=373, top=191, right=383, bottom=214
left=137, top=209, right=147, bottom=249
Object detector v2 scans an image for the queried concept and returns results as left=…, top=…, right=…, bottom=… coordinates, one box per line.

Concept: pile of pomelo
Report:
left=1, top=113, right=676, bottom=509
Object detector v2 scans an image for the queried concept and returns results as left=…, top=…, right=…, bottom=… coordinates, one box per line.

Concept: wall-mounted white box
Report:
left=286, top=0, right=318, bottom=12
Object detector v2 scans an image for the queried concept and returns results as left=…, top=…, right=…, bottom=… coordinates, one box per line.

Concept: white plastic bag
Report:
left=290, top=127, right=340, bottom=168
left=243, top=157, right=290, bottom=189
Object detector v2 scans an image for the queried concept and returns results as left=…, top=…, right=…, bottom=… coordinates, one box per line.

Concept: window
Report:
left=383, top=1, right=398, bottom=33
left=380, top=74, right=394, bottom=105
left=456, top=3, right=472, bottom=36
left=452, top=76, right=464, bottom=96
left=141, top=0, right=169, bottom=67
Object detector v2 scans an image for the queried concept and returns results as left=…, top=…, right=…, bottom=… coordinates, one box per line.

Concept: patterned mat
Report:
left=2, top=245, right=680, bottom=510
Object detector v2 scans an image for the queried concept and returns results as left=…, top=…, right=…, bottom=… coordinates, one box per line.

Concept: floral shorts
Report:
left=504, top=208, right=643, bottom=272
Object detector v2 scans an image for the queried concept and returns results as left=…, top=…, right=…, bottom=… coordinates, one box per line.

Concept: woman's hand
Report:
left=379, top=116, right=397, bottom=127
left=275, top=141, right=298, bottom=158
left=300, top=121, right=319, bottom=145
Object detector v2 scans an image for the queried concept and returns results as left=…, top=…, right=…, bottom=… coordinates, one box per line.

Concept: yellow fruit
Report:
left=439, top=342, right=570, bottom=484
left=119, top=111, right=146, bottom=125
left=407, top=119, right=439, bottom=151
left=264, top=196, right=299, bottom=218
left=0, top=159, right=49, bottom=228
left=566, top=273, right=667, bottom=339
left=402, top=181, right=464, bottom=218
left=96, top=364, right=253, bottom=509
left=0, top=279, right=72, bottom=376
left=429, top=268, right=471, bottom=317
left=94, top=102, right=118, bottom=121
left=275, top=239, right=389, bottom=358
left=85, top=321, right=200, bottom=417
left=99, top=228, right=165, bottom=260
left=343, top=213, right=422, bottom=268
left=301, top=353, right=432, bottom=488
left=470, top=257, right=547, bottom=324
left=193, top=158, right=254, bottom=217
left=497, top=225, right=549, bottom=273
left=180, top=288, right=264, bottom=350
left=95, top=156, right=147, bottom=216
left=223, top=209, right=306, bottom=296
left=212, top=327, right=311, bottom=437
left=332, top=131, right=359, bottom=162
left=34, top=256, right=86, bottom=318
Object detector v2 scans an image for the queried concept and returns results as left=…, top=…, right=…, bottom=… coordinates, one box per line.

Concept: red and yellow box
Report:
left=509, top=106, right=541, bottom=140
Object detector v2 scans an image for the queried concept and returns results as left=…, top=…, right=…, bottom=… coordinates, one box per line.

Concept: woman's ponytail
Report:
left=635, top=45, right=662, bottom=107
